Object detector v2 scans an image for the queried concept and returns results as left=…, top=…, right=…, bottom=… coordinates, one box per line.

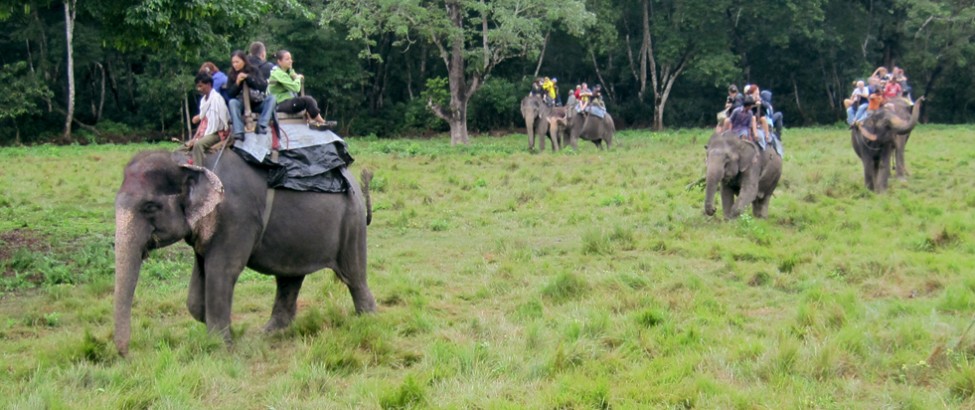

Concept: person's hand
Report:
left=186, top=140, right=196, bottom=148
left=191, top=115, right=201, bottom=124
left=237, top=73, right=247, bottom=84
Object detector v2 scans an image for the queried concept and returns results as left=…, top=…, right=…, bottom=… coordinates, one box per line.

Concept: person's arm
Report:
left=270, top=68, right=302, bottom=93
left=224, top=70, right=242, bottom=98
left=761, top=115, right=771, bottom=141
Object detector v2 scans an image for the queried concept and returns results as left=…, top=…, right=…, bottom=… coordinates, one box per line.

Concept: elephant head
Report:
left=704, top=131, right=761, bottom=217
left=113, top=151, right=223, bottom=355
left=521, top=95, right=549, bottom=151
left=856, top=97, right=923, bottom=143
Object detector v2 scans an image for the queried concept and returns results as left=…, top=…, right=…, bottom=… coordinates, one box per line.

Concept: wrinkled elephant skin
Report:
left=704, top=131, right=782, bottom=219
left=113, top=150, right=376, bottom=356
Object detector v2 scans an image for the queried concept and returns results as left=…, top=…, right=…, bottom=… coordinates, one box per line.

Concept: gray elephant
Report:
left=520, top=95, right=562, bottom=151
left=113, top=149, right=376, bottom=355
left=851, top=97, right=923, bottom=193
left=564, top=108, right=615, bottom=150
left=704, top=131, right=782, bottom=219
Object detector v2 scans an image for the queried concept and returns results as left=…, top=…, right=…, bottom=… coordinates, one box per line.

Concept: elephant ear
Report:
left=179, top=164, right=224, bottom=250
left=735, top=140, right=759, bottom=174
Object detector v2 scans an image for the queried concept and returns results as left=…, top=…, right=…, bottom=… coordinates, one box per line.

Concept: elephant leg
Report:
left=734, top=179, right=760, bottom=218
left=264, top=275, right=305, bottom=332
left=203, top=252, right=247, bottom=344
left=860, top=156, right=875, bottom=191
left=721, top=186, right=736, bottom=219
left=187, top=253, right=206, bottom=323
left=334, top=237, right=377, bottom=314
left=894, top=134, right=909, bottom=179
left=753, top=194, right=771, bottom=219
left=876, top=151, right=892, bottom=193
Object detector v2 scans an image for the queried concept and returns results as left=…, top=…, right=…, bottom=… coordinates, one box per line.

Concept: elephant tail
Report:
left=360, top=169, right=374, bottom=226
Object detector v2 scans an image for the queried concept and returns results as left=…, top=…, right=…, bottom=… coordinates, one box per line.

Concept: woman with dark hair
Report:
left=224, top=50, right=275, bottom=138
left=268, top=50, right=330, bottom=130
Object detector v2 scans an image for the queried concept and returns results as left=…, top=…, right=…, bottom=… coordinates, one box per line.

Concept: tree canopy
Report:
left=0, top=0, right=973, bottom=144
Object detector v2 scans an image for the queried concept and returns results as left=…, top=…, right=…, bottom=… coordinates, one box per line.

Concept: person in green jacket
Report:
left=268, top=50, right=330, bottom=130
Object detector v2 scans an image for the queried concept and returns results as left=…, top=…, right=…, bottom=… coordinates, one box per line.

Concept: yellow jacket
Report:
left=542, top=79, right=556, bottom=99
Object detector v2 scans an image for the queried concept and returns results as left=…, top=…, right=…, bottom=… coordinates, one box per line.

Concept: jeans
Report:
left=846, top=104, right=868, bottom=125
left=228, top=95, right=276, bottom=137
left=852, top=104, right=869, bottom=123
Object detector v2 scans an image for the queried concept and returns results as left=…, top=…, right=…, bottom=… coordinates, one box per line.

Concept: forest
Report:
left=0, top=0, right=973, bottom=145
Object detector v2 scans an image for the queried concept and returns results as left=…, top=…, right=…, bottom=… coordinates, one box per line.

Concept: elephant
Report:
left=851, top=97, right=923, bottom=193
left=704, top=131, right=782, bottom=219
left=564, top=108, right=615, bottom=150
left=113, top=149, right=376, bottom=356
left=520, top=95, right=562, bottom=151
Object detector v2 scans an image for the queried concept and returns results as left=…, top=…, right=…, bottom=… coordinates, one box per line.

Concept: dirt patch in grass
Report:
left=0, top=229, right=49, bottom=278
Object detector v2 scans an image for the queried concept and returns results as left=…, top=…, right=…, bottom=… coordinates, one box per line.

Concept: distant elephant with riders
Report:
left=704, top=131, right=782, bottom=219
left=851, top=97, right=923, bottom=193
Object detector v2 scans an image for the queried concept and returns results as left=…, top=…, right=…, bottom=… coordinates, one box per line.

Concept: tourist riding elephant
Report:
left=704, top=131, right=782, bottom=219
left=852, top=97, right=922, bottom=193
left=565, top=108, right=615, bottom=150
left=521, top=95, right=560, bottom=151
left=113, top=149, right=376, bottom=356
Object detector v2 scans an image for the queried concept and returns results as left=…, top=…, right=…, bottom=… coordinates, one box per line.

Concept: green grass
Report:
left=1, top=126, right=974, bottom=407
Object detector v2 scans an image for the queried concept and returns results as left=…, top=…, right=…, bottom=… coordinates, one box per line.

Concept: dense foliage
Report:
left=0, top=0, right=973, bottom=144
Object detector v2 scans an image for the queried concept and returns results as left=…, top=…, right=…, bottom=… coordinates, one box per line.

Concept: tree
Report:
left=322, top=0, right=594, bottom=145
left=62, top=0, right=76, bottom=139
left=623, top=0, right=734, bottom=130
left=0, top=62, right=53, bottom=144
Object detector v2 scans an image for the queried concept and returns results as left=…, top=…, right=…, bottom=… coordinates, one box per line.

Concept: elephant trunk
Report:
left=113, top=207, right=150, bottom=356
left=704, top=155, right=723, bottom=216
left=890, top=97, right=924, bottom=135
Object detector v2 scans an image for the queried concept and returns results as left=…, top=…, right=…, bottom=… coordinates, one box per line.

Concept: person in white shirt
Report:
left=187, top=72, right=230, bottom=167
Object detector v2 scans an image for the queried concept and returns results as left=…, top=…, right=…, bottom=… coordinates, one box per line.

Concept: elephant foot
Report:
left=262, top=318, right=293, bottom=333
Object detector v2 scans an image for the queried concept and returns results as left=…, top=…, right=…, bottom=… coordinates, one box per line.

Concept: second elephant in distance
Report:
left=521, top=95, right=562, bottom=151
left=852, top=97, right=923, bottom=193
left=704, top=131, right=782, bottom=219
left=564, top=109, right=615, bottom=150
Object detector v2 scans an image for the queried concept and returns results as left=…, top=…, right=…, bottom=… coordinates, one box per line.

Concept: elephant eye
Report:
left=140, top=201, right=162, bottom=214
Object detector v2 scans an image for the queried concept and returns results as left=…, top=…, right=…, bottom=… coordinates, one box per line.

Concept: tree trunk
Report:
left=533, top=32, right=550, bottom=78
left=96, top=62, right=106, bottom=122
left=428, top=1, right=472, bottom=145
left=637, top=0, right=649, bottom=101
left=63, top=0, right=77, bottom=140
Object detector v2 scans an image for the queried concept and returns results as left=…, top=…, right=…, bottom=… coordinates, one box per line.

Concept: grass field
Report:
left=1, top=126, right=974, bottom=408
